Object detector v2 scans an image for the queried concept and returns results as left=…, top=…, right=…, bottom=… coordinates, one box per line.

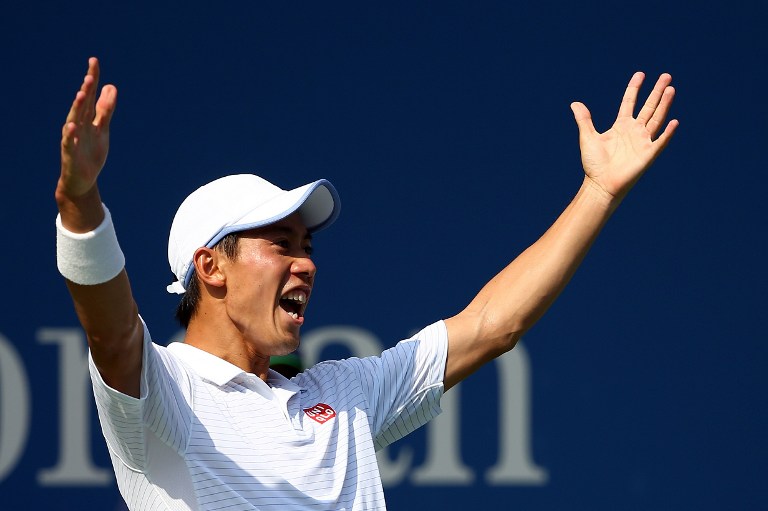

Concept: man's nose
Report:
left=291, top=256, right=316, bottom=281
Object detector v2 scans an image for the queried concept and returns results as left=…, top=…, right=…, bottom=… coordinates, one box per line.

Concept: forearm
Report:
left=56, top=189, right=139, bottom=342
left=460, top=177, right=619, bottom=345
left=56, top=189, right=142, bottom=395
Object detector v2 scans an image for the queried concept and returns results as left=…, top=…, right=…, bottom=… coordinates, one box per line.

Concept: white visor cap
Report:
left=167, top=174, right=340, bottom=294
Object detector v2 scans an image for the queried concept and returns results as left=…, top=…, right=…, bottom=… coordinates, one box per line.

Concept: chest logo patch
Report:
left=304, top=403, right=336, bottom=424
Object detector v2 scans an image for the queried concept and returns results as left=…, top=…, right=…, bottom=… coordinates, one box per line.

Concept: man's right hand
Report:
left=57, top=57, right=117, bottom=231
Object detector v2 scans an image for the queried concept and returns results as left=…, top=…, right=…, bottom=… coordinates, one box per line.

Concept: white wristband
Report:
left=56, top=204, right=125, bottom=285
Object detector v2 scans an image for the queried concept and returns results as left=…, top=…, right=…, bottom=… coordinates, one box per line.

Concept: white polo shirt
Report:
left=89, top=320, right=448, bottom=511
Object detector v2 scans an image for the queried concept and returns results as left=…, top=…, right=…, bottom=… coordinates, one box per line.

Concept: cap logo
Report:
left=303, top=403, right=336, bottom=424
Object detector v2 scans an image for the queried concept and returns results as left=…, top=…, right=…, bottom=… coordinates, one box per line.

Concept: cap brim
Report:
left=208, top=179, right=340, bottom=246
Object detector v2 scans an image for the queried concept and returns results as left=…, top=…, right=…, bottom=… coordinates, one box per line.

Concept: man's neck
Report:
left=184, top=317, right=271, bottom=381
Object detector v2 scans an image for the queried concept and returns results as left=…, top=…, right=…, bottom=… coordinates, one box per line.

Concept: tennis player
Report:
left=56, top=57, right=677, bottom=510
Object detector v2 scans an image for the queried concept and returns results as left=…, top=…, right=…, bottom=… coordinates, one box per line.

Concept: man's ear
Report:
left=193, top=247, right=226, bottom=288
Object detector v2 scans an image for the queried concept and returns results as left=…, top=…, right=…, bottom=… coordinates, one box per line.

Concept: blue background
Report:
left=1, top=1, right=766, bottom=509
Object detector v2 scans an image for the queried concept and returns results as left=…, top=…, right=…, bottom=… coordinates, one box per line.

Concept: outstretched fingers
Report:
left=62, top=87, right=88, bottom=153
left=65, top=58, right=101, bottom=127
left=94, top=85, right=118, bottom=130
left=635, top=73, right=671, bottom=122
left=617, top=71, right=646, bottom=119
left=645, top=83, right=675, bottom=139
left=652, top=117, right=680, bottom=154
left=618, top=72, right=677, bottom=142
left=81, top=58, right=101, bottom=122
left=62, top=58, right=117, bottom=151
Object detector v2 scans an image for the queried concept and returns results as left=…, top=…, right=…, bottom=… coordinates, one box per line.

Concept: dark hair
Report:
left=175, top=233, right=240, bottom=328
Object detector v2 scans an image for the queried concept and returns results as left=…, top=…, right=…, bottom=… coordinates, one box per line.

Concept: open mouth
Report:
left=279, top=289, right=308, bottom=320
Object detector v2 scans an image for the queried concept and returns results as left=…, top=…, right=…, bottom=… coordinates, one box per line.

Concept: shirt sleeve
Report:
left=346, top=320, right=448, bottom=450
left=88, top=318, right=194, bottom=471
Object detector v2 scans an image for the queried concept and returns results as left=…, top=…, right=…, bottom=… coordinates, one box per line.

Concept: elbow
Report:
left=496, top=330, right=523, bottom=356
left=478, top=311, right=525, bottom=355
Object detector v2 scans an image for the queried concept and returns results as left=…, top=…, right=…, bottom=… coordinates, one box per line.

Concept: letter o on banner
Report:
left=0, top=333, right=31, bottom=482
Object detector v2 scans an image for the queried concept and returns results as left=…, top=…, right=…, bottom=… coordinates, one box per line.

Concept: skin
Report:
left=442, top=72, right=678, bottom=389
left=185, top=214, right=316, bottom=377
left=57, top=58, right=677, bottom=398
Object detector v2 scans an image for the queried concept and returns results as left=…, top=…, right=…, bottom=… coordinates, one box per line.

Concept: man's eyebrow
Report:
left=266, top=225, right=313, bottom=241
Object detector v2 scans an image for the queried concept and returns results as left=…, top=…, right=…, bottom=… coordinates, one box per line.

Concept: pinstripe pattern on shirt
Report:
left=89, top=320, right=448, bottom=510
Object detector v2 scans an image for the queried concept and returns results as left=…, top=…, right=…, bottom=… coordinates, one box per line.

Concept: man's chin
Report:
left=272, top=335, right=300, bottom=356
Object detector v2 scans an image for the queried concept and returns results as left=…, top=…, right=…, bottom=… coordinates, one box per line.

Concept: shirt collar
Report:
left=167, top=342, right=246, bottom=386
left=267, top=368, right=303, bottom=393
left=167, top=342, right=304, bottom=394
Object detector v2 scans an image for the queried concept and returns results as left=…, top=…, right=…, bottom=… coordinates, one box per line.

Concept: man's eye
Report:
left=304, top=246, right=314, bottom=256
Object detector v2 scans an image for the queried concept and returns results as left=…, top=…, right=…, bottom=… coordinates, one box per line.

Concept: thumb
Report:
left=94, top=85, right=118, bottom=129
left=570, top=101, right=596, bottom=137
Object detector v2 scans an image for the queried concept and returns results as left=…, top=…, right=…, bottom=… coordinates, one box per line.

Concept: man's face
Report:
left=219, top=212, right=316, bottom=357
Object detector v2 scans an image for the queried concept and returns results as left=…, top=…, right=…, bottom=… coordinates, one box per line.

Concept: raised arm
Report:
left=442, top=72, right=678, bottom=390
left=57, top=58, right=143, bottom=397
